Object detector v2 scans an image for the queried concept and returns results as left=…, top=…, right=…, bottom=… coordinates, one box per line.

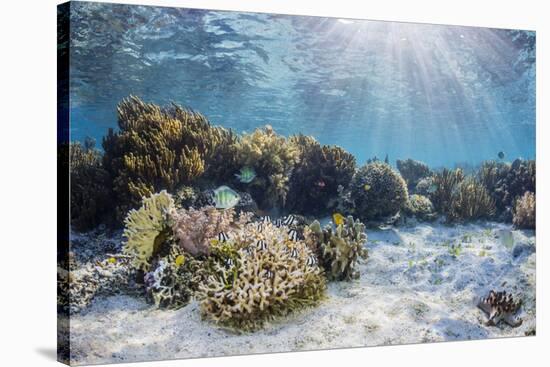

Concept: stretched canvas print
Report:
left=57, top=1, right=536, bottom=365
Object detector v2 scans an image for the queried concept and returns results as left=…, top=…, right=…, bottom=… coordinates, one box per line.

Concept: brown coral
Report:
left=513, top=191, right=535, bottom=229
left=448, top=177, right=496, bottom=222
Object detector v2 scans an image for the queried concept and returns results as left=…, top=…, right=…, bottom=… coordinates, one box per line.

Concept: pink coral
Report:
left=169, top=206, right=252, bottom=256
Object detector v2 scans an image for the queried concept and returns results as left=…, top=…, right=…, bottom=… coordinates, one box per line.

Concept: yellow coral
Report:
left=123, top=191, right=175, bottom=271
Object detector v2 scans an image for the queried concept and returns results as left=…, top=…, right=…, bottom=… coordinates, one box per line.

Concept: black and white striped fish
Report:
left=274, top=218, right=284, bottom=228
left=217, top=231, right=231, bottom=242
left=283, top=215, right=296, bottom=226
left=256, top=222, right=264, bottom=232
left=225, top=258, right=234, bottom=268
left=289, top=248, right=298, bottom=258
left=306, top=255, right=318, bottom=266
left=264, top=269, right=274, bottom=279
left=260, top=216, right=271, bottom=224
left=288, top=229, right=299, bottom=241
left=244, top=246, right=254, bottom=255
left=256, top=239, right=268, bottom=251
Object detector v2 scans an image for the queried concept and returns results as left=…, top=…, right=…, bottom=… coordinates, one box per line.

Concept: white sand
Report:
left=69, top=221, right=535, bottom=365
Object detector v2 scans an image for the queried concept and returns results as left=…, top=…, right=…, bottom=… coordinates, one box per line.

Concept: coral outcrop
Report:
left=448, top=177, right=495, bottom=222
left=234, top=125, right=299, bottom=208
left=170, top=206, right=252, bottom=256
left=286, top=135, right=356, bottom=215
left=430, top=168, right=464, bottom=215
left=122, top=191, right=175, bottom=271
left=513, top=191, right=536, bottom=229
left=304, top=216, right=368, bottom=281
left=102, top=96, right=234, bottom=220
left=198, top=221, right=326, bottom=331
left=69, top=142, right=113, bottom=231
left=396, top=159, right=432, bottom=191
left=349, top=162, right=408, bottom=222
left=405, top=194, right=436, bottom=221
left=478, top=290, right=523, bottom=327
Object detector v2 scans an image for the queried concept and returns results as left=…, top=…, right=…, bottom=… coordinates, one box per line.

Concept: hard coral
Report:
left=287, top=135, right=356, bottom=215
left=513, top=191, right=535, bottom=229
left=122, top=191, right=175, bottom=271
left=405, top=194, right=436, bottom=221
left=234, top=125, right=299, bottom=208
left=350, top=162, right=408, bottom=222
left=198, top=221, right=326, bottom=331
left=478, top=290, right=523, bottom=327
left=396, top=159, right=432, bottom=191
left=304, top=216, right=368, bottom=281
left=103, top=96, right=232, bottom=221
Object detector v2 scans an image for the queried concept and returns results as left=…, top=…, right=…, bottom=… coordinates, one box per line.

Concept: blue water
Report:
left=67, top=2, right=535, bottom=167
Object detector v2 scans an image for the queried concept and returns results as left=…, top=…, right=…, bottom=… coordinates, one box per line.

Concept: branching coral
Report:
left=405, top=194, right=436, bottom=221
left=234, top=125, right=299, bottom=208
left=448, top=177, right=496, bottom=222
left=349, top=162, right=408, bottom=222
left=122, top=191, right=175, bottom=271
left=103, top=96, right=234, bottom=220
left=478, top=290, right=523, bottom=327
left=396, top=159, right=432, bottom=191
left=69, top=142, right=113, bottom=231
left=430, top=168, right=464, bottom=215
left=144, top=244, right=207, bottom=309
left=513, top=191, right=535, bottom=229
left=198, top=222, right=326, bottom=331
left=286, top=134, right=356, bottom=215
left=304, top=216, right=368, bottom=281
left=170, top=206, right=252, bottom=256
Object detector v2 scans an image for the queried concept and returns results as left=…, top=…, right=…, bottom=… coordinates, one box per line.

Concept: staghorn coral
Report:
left=198, top=221, right=326, bottom=331
left=69, top=142, right=113, bottom=231
left=477, top=290, right=523, bottom=327
left=405, top=194, right=436, bottom=221
left=286, top=134, right=356, bottom=215
left=430, top=168, right=464, bottom=215
left=170, top=206, right=253, bottom=256
left=448, top=177, right=496, bottom=222
left=349, top=162, right=408, bottom=222
left=234, top=125, right=299, bottom=208
left=396, top=159, right=432, bottom=191
left=144, top=244, right=207, bottom=309
left=103, top=96, right=233, bottom=220
left=513, top=191, right=535, bottom=229
left=122, top=191, right=175, bottom=271
left=304, top=216, right=368, bottom=281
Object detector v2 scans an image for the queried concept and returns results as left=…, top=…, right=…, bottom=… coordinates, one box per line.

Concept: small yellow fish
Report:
left=107, top=257, right=116, bottom=264
left=175, top=254, right=185, bottom=267
left=332, top=212, right=345, bottom=226
left=364, top=184, right=371, bottom=191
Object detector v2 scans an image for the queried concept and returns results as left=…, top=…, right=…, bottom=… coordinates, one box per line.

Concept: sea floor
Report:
left=67, top=221, right=536, bottom=365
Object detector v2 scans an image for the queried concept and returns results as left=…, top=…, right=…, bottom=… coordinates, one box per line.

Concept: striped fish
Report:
left=290, top=248, right=298, bottom=258
left=288, top=229, right=299, bottom=241
left=260, top=216, right=271, bottom=224
left=274, top=218, right=284, bottom=228
left=217, top=232, right=230, bottom=242
left=256, top=223, right=264, bottom=232
left=306, top=255, right=318, bottom=266
left=244, top=246, right=254, bottom=255
left=264, top=269, right=274, bottom=279
left=256, top=239, right=268, bottom=251
left=283, top=215, right=296, bottom=226
left=225, top=258, right=234, bottom=268
left=212, top=185, right=241, bottom=209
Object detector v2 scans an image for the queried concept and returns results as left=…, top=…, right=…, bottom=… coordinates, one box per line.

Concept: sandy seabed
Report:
left=68, top=221, right=535, bottom=365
